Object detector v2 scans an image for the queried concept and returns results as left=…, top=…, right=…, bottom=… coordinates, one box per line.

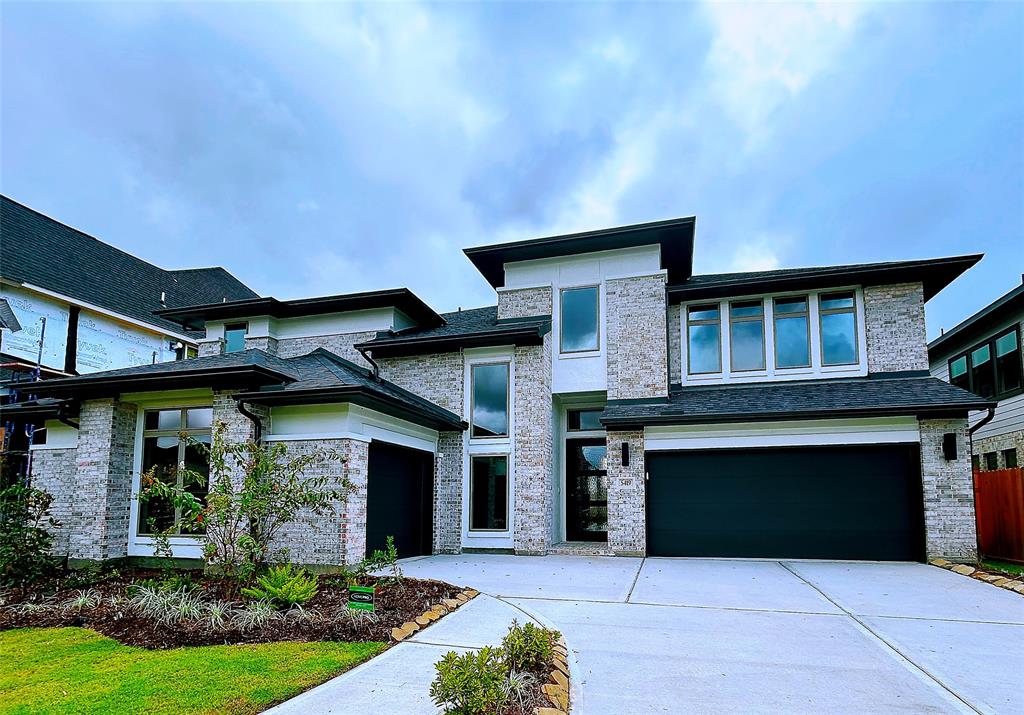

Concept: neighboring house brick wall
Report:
left=434, top=431, right=463, bottom=554
left=606, top=430, right=645, bottom=556
left=68, top=399, right=137, bottom=563
left=30, top=447, right=78, bottom=559
left=606, top=275, right=668, bottom=400
left=498, top=287, right=553, bottom=320
left=973, top=430, right=1024, bottom=468
left=198, top=339, right=223, bottom=357
left=276, top=331, right=378, bottom=367
left=513, top=335, right=553, bottom=555
left=667, top=303, right=681, bottom=385
left=919, top=418, right=977, bottom=561
left=244, top=336, right=279, bottom=354
left=864, top=282, right=929, bottom=373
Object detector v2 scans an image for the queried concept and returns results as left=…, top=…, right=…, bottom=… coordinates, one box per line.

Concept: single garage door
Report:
left=646, top=444, right=925, bottom=561
left=366, top=442, right=434, bottom=559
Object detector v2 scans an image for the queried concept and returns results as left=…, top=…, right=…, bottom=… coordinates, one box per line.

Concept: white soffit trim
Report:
left=644, top=417, right=921, bottom=451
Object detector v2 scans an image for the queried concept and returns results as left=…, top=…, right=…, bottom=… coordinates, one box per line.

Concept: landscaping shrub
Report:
left=242, top=564, right=319, bottom=608
left=231, top=599, right=280, bottom=631
left=0, top=484, right=59, bottom=587
left=502, top=619, right=560, bottom=672
left=430, top=646, right=510, bottom=715
left=358, top=535, right=403, bottom=584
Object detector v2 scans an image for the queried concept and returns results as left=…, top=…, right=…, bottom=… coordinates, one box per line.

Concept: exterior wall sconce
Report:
left=942, top=433, right=957, bottom=461
left=621, top=441, right=630, bottom=467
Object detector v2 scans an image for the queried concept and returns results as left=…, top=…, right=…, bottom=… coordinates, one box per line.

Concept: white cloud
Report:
left=727, top=232, right=794, bottom=272
left=297, top=198, right=320, bottom=213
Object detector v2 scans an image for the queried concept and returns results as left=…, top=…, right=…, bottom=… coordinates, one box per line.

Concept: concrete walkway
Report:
left=269, top=555, right=1023, bottom=714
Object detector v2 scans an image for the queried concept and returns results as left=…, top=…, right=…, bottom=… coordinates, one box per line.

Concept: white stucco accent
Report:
left=644, top=417, right=921, bottom=451
left=30, top=419, right=79, bottom=450
left=267, top=403, right=439, bottom=454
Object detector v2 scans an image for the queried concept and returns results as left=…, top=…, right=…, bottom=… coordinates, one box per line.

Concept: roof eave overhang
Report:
left=26, top=366, right=293, bottom=400
left=928, top=285, right=1024, bottom=358
left=235, top=385, right=466, bottom=432
left=355, top=326, right=549, bottom=358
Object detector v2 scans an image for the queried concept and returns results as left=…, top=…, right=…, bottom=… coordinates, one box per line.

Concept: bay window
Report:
left=470, top=455, right=508, bottom=531
left=470, top=362, right=509, bottom=438
left=819, top=292, right=858, bottom=366
left=729, top=300, right=765, bottom=371
left=687, top=304, right=721, bottom=374
left=773, top=297, right=810, bottom=368
left=138, top=407, right=212, bottom=536
left=947, top=326, right=1022, bottom=399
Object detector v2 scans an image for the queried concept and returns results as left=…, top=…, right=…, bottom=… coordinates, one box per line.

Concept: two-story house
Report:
left=13, top=218, right=993, bottom=565
left=928, top=280, right=1024, bottom=470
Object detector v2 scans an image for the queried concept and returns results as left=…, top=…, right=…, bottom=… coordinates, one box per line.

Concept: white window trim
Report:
left=554, top=282, right=605, bottom=359
left=679, top=286, right=867, bottom=385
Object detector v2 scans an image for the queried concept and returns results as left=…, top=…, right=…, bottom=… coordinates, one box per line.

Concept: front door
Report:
left=566, top=438, right=608, bottom=541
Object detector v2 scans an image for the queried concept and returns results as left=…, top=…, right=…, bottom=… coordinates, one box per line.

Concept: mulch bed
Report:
left=0, top=568, right=466, bottom=649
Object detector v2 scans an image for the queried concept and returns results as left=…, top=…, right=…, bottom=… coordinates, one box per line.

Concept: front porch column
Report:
left=338, top=438, right=370, bottom=566
left=919, top=418, right=977, bottom=562
left=606, top=430, right=646, bottom=557
left=513, top=336, right=553, bottom=555
left=68, top=398, right=137, bottom=563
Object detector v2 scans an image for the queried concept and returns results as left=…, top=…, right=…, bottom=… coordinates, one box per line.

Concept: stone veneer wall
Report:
left=497, top=286, right=553, bottom=320
left=667, top=303, right=682, bottom=385
left=243, top=336, right=279, bottom=354
left=606, top=275, right=669, bottom=400
left=973, top=430, right=1024, bottom=468
left=513, top=335, right=553, bottom=554
left=919, top=418, right=977, bottom=561
left=606, top=430, right=646, bottom=556
left=198, top=339, right=223, bottom=357
left=864, top=282, right=929, bottom=373
left=30, top=447, right=78, bottom=559
left=276, top=331, right=378, bottom=368
left=68, top=399, right=138, bottom=562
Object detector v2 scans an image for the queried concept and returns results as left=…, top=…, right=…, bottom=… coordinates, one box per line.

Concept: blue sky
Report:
left=2, top=2, right=1021, bottom=338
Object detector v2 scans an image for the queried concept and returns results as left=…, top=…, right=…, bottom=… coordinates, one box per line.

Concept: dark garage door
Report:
left=366, top=442, right=434, bottom=559
left=646, top=444, right=925, bottom=561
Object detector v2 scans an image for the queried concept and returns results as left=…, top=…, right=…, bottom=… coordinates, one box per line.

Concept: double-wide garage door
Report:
left=646, top=444, right=925, bottom=561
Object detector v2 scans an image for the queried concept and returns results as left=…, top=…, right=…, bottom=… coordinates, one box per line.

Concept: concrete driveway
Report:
left=400, top=555, right=1024, bottom=715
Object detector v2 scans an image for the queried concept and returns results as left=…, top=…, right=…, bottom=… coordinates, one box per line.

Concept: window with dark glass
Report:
left=1002, top=448, right=1018, bottom=469
left=687, top=304, right=721, bottom=374
left=774, top=297, right=810, bottom=369
left=729, top=300, right=765, bottom=371
left=971, top=454, right=981, bottom=472
left=949, top=355, right=969, bottom=391
left=948, top=327, right=1022, bottom=399
left=138, top=407, right=212, bottom=536
left=983, top=452, right=998, bottom=471
left=995, top=329, right=1022, bottom=395
left=819, top=292, right=858, bottom=365
left=470, top=455, right=508, bottom=531
left=567, top=408, right=604, bottom=432
left=560, top=286, right=600, bottom=353
left=223, top=323, right=248, bottom=353
left=471, top=363, right=509, bottom=438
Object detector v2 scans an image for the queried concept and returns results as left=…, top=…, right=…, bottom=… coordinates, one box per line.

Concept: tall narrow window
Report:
left=970, top=344, right=994, bottom=398
left=774, top=296, right=810, bottom=369
left=995, top=328, right=1022, bottom=395
left=470, top=455, right=508, bottom=531
left=819, top=292, right=858, bottom=366
left=687, top=304, right=721, bottom=374
left=223, top=323, right=247, bottom=353
left=729, top=300, right=765, bottom=371
left=560, top=286, right=600, bottom=353
left=470, top=363, right=509, bottom=438
left=1003, top=448, right=1018, bottom=469
left=138, top=407, right=212, bottom=535
left=949, top=355, right=969, bottom=391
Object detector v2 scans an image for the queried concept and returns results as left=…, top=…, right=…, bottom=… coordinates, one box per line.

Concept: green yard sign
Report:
left=348, top=585, right=375, bottom=612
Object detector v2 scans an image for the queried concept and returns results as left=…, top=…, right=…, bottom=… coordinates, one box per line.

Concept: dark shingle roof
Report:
left=601, top=375, right=996, bottom=428
left=0, top=298, right=22, bottom=332
left=928, top=282, right=1024, bottom=358
left=0, top=196, right=258, bottom=335
left=667, top=255, right=982, bottom=303
left=356, top=305, right=551, bottom=357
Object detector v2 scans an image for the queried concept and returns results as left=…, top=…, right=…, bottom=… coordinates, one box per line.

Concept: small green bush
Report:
left=241, top=564, right=318, bottom=608
left=429, top=646, right=509, bottom=715
left=501, top=619, right=560, bottom=672
left=357, top=535, right=403, bottom=584
left=0, top=484, right=59, bottom=587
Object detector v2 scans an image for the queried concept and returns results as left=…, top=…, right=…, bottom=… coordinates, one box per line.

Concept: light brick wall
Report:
left=68, top=399, right=137, bottom=562
left=434, top=431, right=464, bottom=553
left=919, top=418, right=977, bottom=561
left=498, top=287, right=552, bottom=320
left=513, top=335, right=553, bottom=554
left=378, top=352, right=465, bottom=415
left=864, top=282, right=929, bottom=373
left=198, top=339, right=223, bottom=357
left=276, top=331, right=378, bottom=367
left=667, top=303, right=682, bottom=385
left=244, top=336, right=279, bottom=354
left=606, top=275, right=668, bottom=400
left=30, top=447, right=78, bottom=559
left=606, top=430, right=646, bottom=556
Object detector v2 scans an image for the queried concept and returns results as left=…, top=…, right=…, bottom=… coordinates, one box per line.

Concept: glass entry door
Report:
left=566, top=438, right=608, bottom=541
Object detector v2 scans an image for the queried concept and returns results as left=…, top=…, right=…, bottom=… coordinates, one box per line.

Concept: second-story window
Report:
left=471, top=362, right=509, bottom=438
left=560, top=286, right=600, bottom=353
left=729, top=300, right=765, bottom=371
left=819, top=292, right=858, bottom=366
left=687, top=304, right=721, bottom=374
left=774, top=296, right=811, bottom=368
left=223, top=323, right=248, bottom=353
left=949, top=327, right=1022, bottom=399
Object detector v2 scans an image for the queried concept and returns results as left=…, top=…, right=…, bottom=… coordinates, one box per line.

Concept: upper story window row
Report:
left=948, top=326, right=1022, bottom=400
left=681, top=288, right=865, bottom=384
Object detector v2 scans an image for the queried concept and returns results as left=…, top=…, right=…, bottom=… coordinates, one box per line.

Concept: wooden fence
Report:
left=973, top=467, right=1024, bottom=564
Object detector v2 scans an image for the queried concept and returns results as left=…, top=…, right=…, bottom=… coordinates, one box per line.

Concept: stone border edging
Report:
left=536, top=635, right=571, bottom=714
left=391, top=588, right=480, bottom=641
left=930, top=559, right=1024, bottom=595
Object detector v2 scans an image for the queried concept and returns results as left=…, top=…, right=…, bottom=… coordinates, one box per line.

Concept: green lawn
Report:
left=983, top=559, right=1024, bottom=577
left=0, top=628, right=386, bottom=715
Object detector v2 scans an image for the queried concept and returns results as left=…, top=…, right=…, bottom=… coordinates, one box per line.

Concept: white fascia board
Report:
left=644, top=417, right=921, bottom=451
left=17, top=282, right=195, bottom=343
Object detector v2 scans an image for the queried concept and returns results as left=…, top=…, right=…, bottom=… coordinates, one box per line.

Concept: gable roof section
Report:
left=928, top=282, right=1024, bottom=359
left=355, top=305, right=551, bottom=358
left=155, top=288, right=444, bottom=331
left=0, top=196, right=258, bottom=335
left=464, top=217, right=696, bottom=288
left=667, top=255, right=982, bottom=304
left=601, top=374, right=995, bottom=429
